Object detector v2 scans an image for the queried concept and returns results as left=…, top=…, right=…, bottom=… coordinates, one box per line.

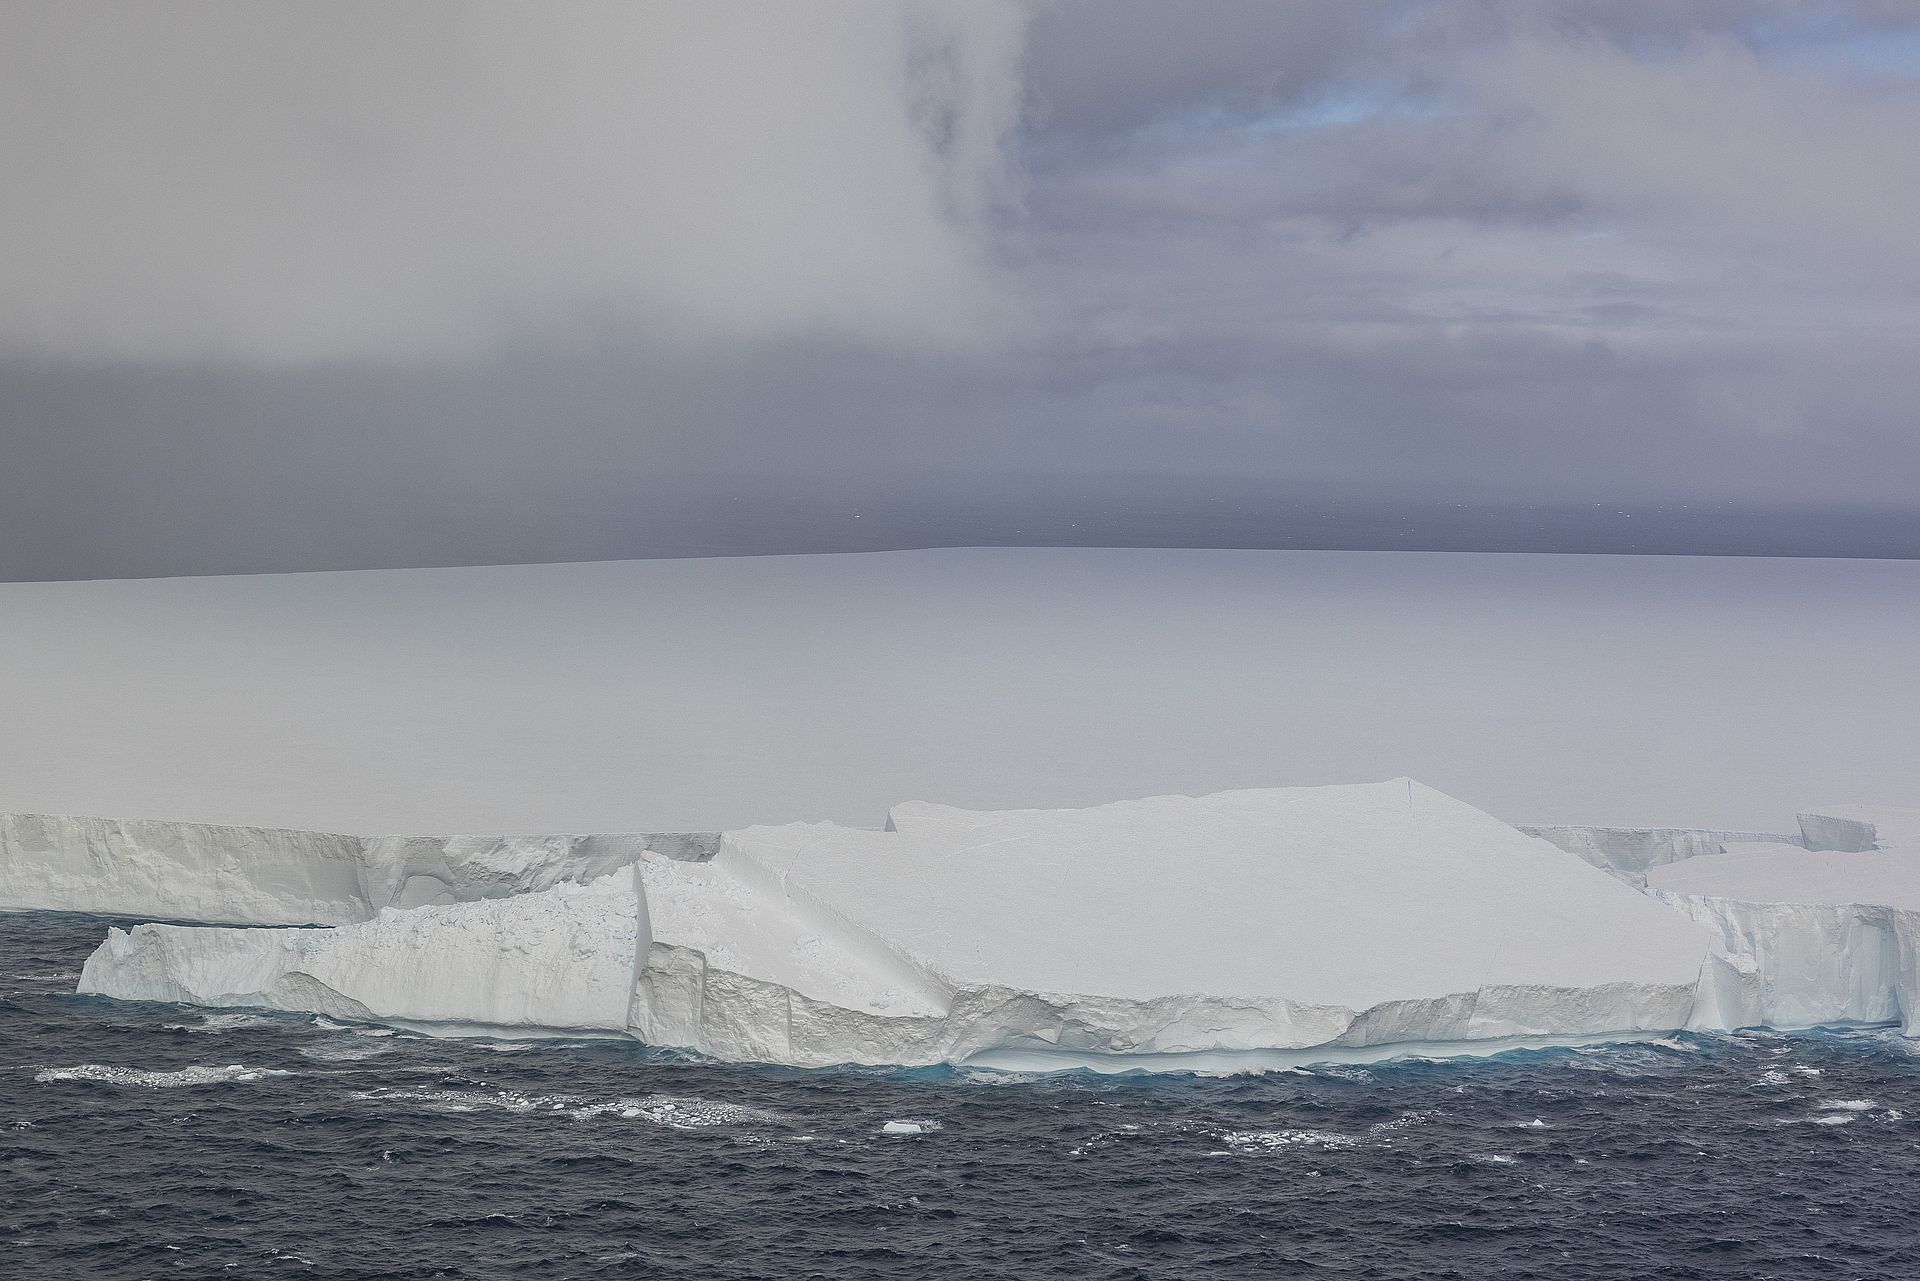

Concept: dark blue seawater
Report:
left=5, top=912, right=1919, bottom=1280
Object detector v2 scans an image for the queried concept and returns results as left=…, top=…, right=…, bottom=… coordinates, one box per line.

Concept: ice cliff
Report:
left=1643, top=808, right=1920, bottom=1035
left=41, top=786, right=1920, bottom=1071
left=78, top=872, right=641, bottom=1034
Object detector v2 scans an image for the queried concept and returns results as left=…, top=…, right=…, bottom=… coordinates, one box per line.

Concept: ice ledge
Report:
left=78, top=872, right=644, bottom=1034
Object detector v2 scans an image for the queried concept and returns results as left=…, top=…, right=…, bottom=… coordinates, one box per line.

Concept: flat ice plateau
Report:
left=34, top=779, right=1915, bottom=1073
left=2, top=548, right=1915, bottom=834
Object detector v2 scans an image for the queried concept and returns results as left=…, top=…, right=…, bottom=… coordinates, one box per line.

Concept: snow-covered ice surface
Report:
left=764, top=782, right=1708, bottom=1008
left=78, top=873, right=641, bottom=1035
left=2, top=548, right=1915, bottom=835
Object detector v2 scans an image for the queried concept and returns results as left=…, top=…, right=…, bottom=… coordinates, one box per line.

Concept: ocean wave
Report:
left=297, top=1039, right=396, bottom=1062
left=163, top=1012, right=284, bottom=1034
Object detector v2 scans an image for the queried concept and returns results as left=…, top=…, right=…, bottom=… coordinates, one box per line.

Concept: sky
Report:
left=3, top=0, right=1918, bottom=579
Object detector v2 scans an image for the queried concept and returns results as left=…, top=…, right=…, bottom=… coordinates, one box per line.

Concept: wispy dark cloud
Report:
left=2, top=1, right=1916, bottom=578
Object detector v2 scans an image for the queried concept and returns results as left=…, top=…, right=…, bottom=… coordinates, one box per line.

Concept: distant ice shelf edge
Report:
left=8, top=781, right=1919, bottom=1075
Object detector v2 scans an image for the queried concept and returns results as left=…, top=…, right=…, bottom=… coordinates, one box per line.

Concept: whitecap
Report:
left=1312, top=1067, right=1375, bottom=1083
left=953, top=1068, right=1049, bottom=1086
left=1817, top=1099, right=1874, bottom=1112
left=311, top=1017, right=395, bottom=1038
left=298, top=1039, right=395, bottom=1062
left=163, top=1012, right=281, bottom=1034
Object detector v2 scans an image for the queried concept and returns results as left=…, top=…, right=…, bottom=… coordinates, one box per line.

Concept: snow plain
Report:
left=1, top=548, right=1916, bottom=835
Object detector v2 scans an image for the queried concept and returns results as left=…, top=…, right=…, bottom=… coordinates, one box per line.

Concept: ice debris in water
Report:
left=34, top=1063, right=292, bottom=1087
left=880, top=1119, right=941, bottom=1135
left=348, top=1085, right=780, bottom=1129
left=1220, top=1128, right=1359, bottom=1152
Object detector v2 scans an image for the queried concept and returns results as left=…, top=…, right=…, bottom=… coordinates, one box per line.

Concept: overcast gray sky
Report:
left=3, top=0, right=1918, bottom=579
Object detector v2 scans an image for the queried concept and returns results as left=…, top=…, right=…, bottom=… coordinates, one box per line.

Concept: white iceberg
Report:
left=78, top=871, right=640, bottom=1035
left=1646, top=806, right=1920, bottom=1034
left=629, top=780, right=1729, bottom=1070
left=65, top=784, right=1920, bottom=1072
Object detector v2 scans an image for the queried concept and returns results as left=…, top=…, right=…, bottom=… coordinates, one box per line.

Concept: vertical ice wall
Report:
left=78, top=871, right=643, bottom=1033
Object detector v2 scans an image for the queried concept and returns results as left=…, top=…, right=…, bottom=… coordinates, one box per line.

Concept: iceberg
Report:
left=57, top=784, right=1920, bottom=1072
left=78, top=871, right=641, bottom=1035
left=74, top=779, right=1754, bottom=1071
left=1645, top=807, right=1920, bottom=1035
left=628, top=781, right=1729, bottom=1070
left=0, top=810, right=716, bottom=925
